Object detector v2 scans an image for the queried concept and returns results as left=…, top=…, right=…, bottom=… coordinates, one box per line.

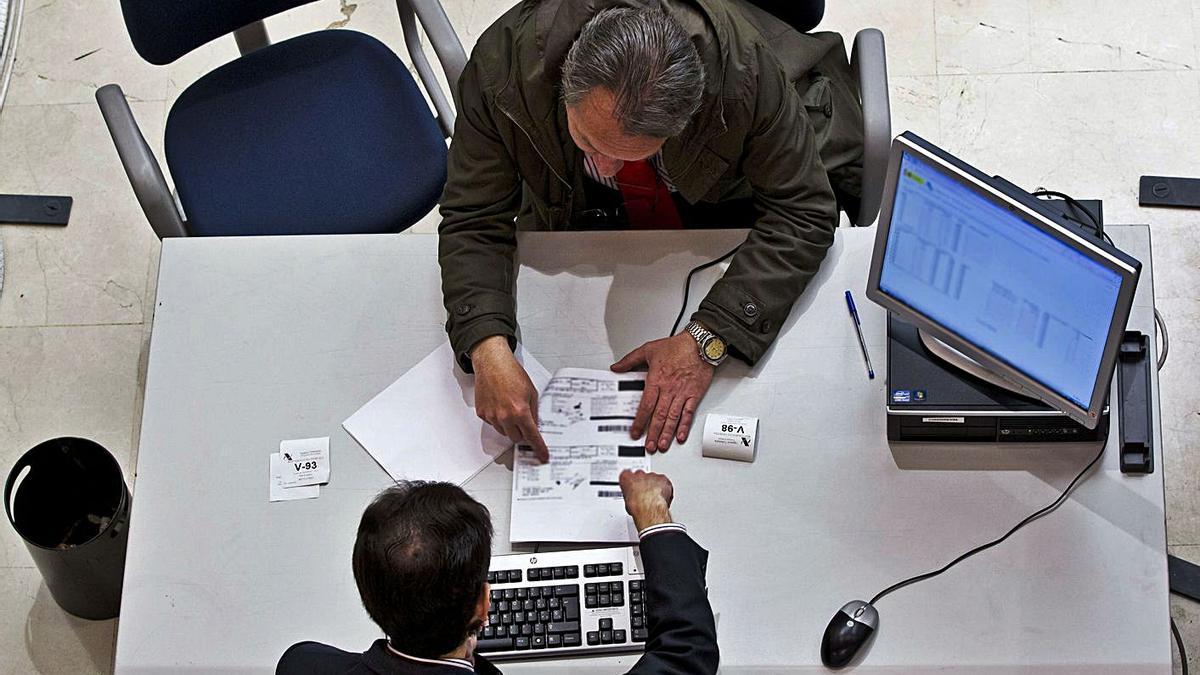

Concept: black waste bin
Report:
left=5, top=437, right=130, bottom=620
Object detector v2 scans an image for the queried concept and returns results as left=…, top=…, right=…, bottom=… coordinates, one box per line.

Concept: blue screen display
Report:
left=879, top=152, right=1123, bottom=408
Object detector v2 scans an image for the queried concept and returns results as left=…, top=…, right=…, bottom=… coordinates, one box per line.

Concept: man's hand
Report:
left=471, top=335, right=550, bottom=462
left=619, top=469, right=674, bottom=532
left=611, top=332, right=715, bottom=452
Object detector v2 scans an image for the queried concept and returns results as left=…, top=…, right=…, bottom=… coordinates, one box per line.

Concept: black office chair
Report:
left=741, top=0, right=891, bottom=227
left=97, top=0, right=466, bottom=238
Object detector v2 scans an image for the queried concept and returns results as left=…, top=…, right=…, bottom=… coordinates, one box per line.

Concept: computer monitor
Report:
left=866, top=133, right=1141, bottom=430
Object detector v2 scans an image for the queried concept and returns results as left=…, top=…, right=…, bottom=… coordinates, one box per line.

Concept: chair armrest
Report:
left=397, top=0, right=466, bottom=137
left=851, top=28, right=891, bottom=227
left=96, top=84, right=187, bottom=238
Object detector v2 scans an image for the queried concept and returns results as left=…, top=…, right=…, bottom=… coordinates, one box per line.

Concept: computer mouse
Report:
left=820, top=600, right=878, bottom=668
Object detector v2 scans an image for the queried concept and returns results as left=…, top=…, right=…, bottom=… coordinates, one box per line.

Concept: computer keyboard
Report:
left=477, top=546, right=646, bottom=660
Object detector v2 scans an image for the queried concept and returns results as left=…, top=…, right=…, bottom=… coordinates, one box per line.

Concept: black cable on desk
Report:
left=1173, top=615, right=1189, bottom=675
left=869, top=442, right=1105, bottom=605
left=670, top=245, right=741, bottom=336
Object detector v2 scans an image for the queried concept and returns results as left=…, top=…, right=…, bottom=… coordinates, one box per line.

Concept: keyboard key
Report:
left=613, top=594, right=624, bottom=607
left=535, top=598, right=547, bottom=610
left=533, top=623, right=545, bottom=635
left=553, top=567, right=565, bottom=579
left=508, top=570, right=522, bottom=583
left=539, top=610, right=551, bottom=623
left=516, top=588, right=529, bottom=599
left=614, top=629, right=627, bottom=643
left=610, top=582, right=623, bottom=593
left=554, top=585, right=579, bottom=597
left=631, top=604, right=644, bottom=616
left=514, top=636, right=531, bottom=650
left=599, top=618, right=613, bottom=630
left=552, top=609, right=564, bottom=622
left=596, top=564, right=609, bottom=576
left=496, top=601, right=509, bottom=613
left=629, top=580, right=643, bottom=591
left=475, top=637, right=514, bottom=652
left=491, top=589, right=502, bottom=602
left=587, top=631, right=600, bottom=646
left=494, top=625, right=508, bottom=638
left=527, top=568, right=540, bottom=581
left=521, top=624, right=533, bottom=636
left=584, top=564, right=597, bottom=577
left=610, top=562, right=623, bottom=575
left=632, top=616, right=644, bottom=628
left=563, top=598, right=580, bottom=620
left=563, top=633, right=582, bottom=646
left=512, top=611, right=525, bottom=623
left=482, top=626, right=494, bottom=639
left=547, top=621, right=580, bottom=633
left=566, top=566, right=579, bottom=578
left=630, top=592, right=643, bottom=604
left=632, top=628, right=649, bottom=642
left=532, top=635, right=546, bottom=649
left=488, top=612, right=500, bottom=625
left=598, top=594, right=610, bottom=606
left=501, top=613, right=513, bottom=625
left=585, top=595, right=597, bottom=608
left=548, top=597, right=561, bottom=610
left=600, top=630, right=613, bottom=644
left=504, top=589, right=516, bottom=600
left=486, top=572, right=495, bottom=584
left=585, top=583, right=597, bottom=594
left=548, top=634, right=562, bottom=647
left=523, top=599, right=535, bottom=611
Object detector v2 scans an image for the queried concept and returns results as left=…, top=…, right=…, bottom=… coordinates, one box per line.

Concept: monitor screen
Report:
left=878, top=151, right=1124, bottom=409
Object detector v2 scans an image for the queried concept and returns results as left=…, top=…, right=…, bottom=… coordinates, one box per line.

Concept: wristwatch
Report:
left=685, top=320, right=728, bottom=367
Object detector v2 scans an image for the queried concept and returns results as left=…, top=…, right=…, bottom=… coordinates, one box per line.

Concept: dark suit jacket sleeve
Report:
left=625, top=531, right=719, bottom=675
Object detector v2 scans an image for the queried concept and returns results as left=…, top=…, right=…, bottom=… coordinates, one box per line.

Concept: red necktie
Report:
left=615, top=159, right=683, bottom=229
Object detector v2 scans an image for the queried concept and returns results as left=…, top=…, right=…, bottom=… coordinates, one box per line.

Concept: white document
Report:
left=343, top=342, right=551, bottom=485
left=510, top=368, right=649, bottom=543
left=269, top=453, right=320, bottom=502
left=277, top=437, right=330, bottom=487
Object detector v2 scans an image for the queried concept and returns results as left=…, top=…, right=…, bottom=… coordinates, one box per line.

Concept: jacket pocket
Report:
left=801, top=74, right=834, bottom=148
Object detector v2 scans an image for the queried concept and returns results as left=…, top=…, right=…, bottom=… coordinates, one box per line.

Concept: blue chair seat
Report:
left=165, top=30, right=446, bottom=236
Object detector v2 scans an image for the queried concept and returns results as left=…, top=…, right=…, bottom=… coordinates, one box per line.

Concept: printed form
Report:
left=510, top=368, right=650, bottom=543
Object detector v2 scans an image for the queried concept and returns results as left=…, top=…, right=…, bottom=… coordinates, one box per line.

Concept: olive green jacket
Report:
left=439, top=0, right=864, bottom=370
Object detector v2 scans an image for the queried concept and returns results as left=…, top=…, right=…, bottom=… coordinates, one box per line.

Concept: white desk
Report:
left=115, top=227, right=1169, bottom=673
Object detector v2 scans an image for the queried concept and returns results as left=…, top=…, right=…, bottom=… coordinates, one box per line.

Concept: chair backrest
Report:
left=740, top=0, right=825, bottom=33
left=119, top=0, right=320, bottom=65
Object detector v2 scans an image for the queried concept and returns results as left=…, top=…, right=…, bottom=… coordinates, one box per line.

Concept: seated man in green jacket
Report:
left=439, top=0, right=863, bottom=459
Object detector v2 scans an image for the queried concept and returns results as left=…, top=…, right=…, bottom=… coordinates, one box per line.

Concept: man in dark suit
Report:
left=277, top=469, right=718, bottom=674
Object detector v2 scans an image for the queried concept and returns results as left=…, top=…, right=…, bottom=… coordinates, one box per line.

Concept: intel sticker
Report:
left=891, top=390, right=912, bottom=403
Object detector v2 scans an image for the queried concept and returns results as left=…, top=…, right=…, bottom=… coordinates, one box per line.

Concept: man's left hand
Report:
left=611, top=332, right=715, bottom=453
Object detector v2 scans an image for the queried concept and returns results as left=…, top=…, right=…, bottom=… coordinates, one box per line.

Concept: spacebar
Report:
left=474, top=637, right=515, bottom=652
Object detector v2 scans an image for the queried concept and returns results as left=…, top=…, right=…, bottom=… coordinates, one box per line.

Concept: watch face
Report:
left=703, top=336, right=727, bottom=361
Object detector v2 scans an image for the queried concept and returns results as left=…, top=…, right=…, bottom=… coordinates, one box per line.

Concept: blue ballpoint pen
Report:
left=844, top=290, right=875, bottom=379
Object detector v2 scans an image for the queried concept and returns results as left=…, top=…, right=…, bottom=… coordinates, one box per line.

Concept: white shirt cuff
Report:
left=638, top=522, right=687, bottom=540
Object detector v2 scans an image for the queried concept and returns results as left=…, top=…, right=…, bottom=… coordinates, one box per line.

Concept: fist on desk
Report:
left=619, top=469, right=674, bottom=532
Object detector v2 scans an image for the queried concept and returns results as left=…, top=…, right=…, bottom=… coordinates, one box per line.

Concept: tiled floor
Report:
left=0, top=0, right=1196, bottom=672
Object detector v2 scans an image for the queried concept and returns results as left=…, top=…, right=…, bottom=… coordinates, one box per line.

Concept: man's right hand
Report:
left=471, top=335, right=550, bottom=462
left=619, top=469, right=674, bottom=532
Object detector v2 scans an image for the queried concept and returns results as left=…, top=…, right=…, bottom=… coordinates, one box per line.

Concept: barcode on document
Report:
left=597, top=424, right=631, bottom=432
left=597, top=490, right=623, bottom=498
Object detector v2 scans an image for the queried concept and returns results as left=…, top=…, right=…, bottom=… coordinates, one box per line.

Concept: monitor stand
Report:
left=916, top=329, right=1026, bottom=397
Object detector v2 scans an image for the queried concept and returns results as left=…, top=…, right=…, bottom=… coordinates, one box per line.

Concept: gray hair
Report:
left=561, top=7, right=706, bottom=139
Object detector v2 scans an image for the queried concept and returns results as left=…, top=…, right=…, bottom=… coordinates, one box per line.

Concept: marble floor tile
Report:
left=0, top=324, right=143, bottom=571
left=6, top=0, right=165, bottom=106
left=818, top=0, right=938, bottom=77
left=0, top=568, right=115, bottom=675
left=1170, top=545, right=1200, bottom=675
left=890, top=76, right=942, bottom=143
left=937, top=70, right=1200, bottom=225
left=936, top=0, right=1198, bottom=75
left=0, top=101, right=163, bottom=327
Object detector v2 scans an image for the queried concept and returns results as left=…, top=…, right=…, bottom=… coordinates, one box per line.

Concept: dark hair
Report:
left=561, top=7, right=706, bottom=138
left=352, top=482, right=493, bottom=656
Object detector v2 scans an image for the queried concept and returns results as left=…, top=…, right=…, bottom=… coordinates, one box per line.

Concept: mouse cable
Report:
left=670, top=245, right=742, bottom=336
left=1156, top=309, right=1169, bottom=372
left=1031, top=189, right=1112, bottom=244
left=869, top=442, right=1105, bottom=605
left=1173, top=615, right=1189, bottom=675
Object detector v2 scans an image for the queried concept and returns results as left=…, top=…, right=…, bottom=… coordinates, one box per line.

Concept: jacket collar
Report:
left=362, top=640, right=500, bottom=674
